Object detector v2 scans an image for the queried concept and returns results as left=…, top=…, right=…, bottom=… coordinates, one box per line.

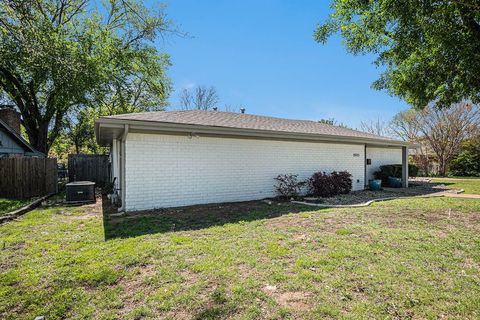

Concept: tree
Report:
left=391, top=102, right=480, bottom=176
left=360, top=118, right=391, bottom=136
left=64, top=106, right=109, bottom=155
left=449, top=135, right=480, bottom=177
left=390, top=110, right=433, bottom=175
left=66, top=109, right=92, bottom=155
left=315, top=1, right=480, bottom=109
left=179, top=86, right=219, bottom=110
left=62, top=103, right=147, bottom=156
left=0, top=0, right=172, bottom=154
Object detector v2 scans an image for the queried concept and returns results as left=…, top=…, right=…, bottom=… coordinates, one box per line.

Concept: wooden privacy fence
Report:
left=68, top=154, right=110, bottom=186
left=0, top=157, right=58, bottom=198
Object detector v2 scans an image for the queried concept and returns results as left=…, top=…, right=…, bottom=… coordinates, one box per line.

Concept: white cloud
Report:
left=182, top=81, right=196, bottom=89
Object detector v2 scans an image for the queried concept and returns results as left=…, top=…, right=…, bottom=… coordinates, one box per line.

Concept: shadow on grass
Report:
left=102, top=195, right=317, bottom=240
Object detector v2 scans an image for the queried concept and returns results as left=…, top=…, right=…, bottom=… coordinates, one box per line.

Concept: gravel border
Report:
left=292, top=187, right=464, bottom=208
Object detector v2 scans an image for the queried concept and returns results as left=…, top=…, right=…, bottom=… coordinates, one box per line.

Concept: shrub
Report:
left=309, top=171, right=352, bottom=197
left=309, top=172, right=334, bottom=197
left=373, top=164, right=402, bottom=185
left=374, top=164, right=416, bottom=183
left=450, top=151, right=480, bottom=177
left=449, top=135, right=480, bottom=177
left=274, top=174, right=306, bottom=199
left=408, top=163, right=419, bottom=177
left=331, top=171, right=353, bottom=194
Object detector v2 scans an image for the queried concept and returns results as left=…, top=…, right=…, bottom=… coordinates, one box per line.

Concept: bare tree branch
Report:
left=360, top=117, right=391, bottom=137
left=391, top=102, right=480, bottom=176
left=179, top=85, right=219, bottom=110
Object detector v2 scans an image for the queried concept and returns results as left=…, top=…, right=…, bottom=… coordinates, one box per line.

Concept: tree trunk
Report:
left=420, top=156, right=430, bottom=176
left=75, top=140, right=80, bottom=154
left=438, top=158, right=447, bottom=177
left=25, top=121, right=50, bottom=155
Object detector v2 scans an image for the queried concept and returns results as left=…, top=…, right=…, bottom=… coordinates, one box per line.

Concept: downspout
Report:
left=118, top=124, right=129, bottom=212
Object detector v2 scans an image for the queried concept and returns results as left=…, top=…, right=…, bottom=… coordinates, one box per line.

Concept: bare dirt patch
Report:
left=462, top=258, right=480, bottom=271
left=262, top=285, right=312, bottom=311
left=178, top=268, right=200, bottom=286
left=115, top=201, right=267, bottom=220
left=162, top=310, right=192, bottom=320
left=116, top=264, right=158, bottom=314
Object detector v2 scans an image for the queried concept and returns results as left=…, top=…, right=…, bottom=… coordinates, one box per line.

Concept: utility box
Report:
left=66, top=181, right=96, bottom=204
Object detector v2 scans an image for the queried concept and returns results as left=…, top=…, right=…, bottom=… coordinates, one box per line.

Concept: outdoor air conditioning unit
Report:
left=66, top=181, right=96, bottom=203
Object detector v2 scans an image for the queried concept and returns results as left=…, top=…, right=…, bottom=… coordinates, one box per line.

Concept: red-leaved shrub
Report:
left=309, top=171, right=352, bottom=197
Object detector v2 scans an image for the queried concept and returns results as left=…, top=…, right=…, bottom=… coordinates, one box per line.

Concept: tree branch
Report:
left=47, top=109, right=64, bottom=148
left=457, top=2, right=480, bottom=42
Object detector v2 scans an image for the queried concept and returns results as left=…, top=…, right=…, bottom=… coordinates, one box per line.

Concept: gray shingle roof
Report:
left=0, top=118, right=44, bottom=156
left=103, top=110, right=400, bottom=142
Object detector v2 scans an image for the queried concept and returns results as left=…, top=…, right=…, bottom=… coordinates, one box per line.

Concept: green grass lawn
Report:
left=0, top=198, right=30, bottom=216
left=430, top=177, right=480, bottom=194
left=1, top=195, right=480, bottom=319
left=444, top=176, right=480, bottom=180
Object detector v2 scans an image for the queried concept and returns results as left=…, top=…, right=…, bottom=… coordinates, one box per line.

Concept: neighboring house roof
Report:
left=96, top=110, right=411, bottom=147
left=0, top=118, right=45, bottom=156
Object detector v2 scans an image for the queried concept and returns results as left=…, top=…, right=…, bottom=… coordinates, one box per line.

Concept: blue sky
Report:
left=157, top=0, right=409, bottom=129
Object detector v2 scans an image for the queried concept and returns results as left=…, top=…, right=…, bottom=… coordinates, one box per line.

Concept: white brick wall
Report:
left=366, top=147, right=403, bottom=181
left=124, top=133, right=367, bottom=211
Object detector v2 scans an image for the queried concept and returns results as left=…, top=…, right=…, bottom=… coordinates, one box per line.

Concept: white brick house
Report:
left=95, top=110, right=411, bottom=212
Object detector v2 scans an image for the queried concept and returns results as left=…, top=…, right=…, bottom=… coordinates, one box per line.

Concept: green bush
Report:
left=374, top=164, right=416, bottom=183
left=408, top=163, right=419, bottom=177
left=449, top=136, right=480, bottom=176
left=450, top=151, right=480, bottom=176
left=373, top=164, right=402, bottom=185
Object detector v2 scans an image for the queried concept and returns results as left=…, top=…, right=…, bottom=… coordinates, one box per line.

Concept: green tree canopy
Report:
left=450, top=135, right=480, bottom=176
left=0, top=0, right=172, bottom=154
left=315, top=0, right=480, bottom=109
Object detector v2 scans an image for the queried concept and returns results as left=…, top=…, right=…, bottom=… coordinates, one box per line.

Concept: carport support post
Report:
left=402, top=146, right=408, bottom=188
